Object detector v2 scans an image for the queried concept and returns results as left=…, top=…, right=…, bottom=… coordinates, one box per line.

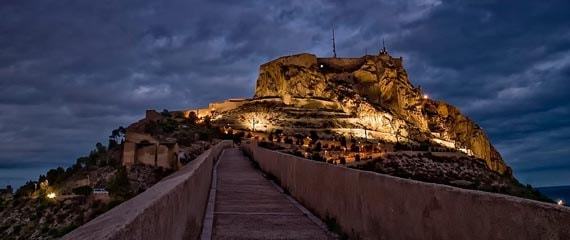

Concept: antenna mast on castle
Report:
left=380, top=38, right=388, bottom=55
left=332, top=25, right=337, bottom=58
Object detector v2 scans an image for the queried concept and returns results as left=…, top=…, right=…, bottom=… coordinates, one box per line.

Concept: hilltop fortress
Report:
left=177, top=49, right=510, bottom=175
left=124, top=49, right=509, bottom=176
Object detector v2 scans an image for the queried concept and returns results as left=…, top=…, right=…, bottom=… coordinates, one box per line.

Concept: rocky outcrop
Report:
left=255, top=53, right=332, bottom=99
left=200, top=52, right=510, bottom=175
left=251, top=52, right=510, bottom=174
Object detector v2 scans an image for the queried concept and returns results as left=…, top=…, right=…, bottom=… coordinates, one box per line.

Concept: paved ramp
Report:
left=203, top=148, right=333, bottom=240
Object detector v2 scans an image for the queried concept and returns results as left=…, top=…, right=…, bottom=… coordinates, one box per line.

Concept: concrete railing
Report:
left=242, top=143, right=570, bottom=240
left=63, top=140, right=233, bottom=240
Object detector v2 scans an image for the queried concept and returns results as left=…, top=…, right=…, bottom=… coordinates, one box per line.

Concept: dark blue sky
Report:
left=1, top=0, right=569, bottom=188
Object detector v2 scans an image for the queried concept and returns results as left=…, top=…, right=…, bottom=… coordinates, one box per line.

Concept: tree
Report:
left=311, top=152, right=324, bottom=162
left=161, top=109, right=171, bottom=117
left=109, top=126, right=126, bottom=149
left=339, top=136, right=347, bottom=148
left=313, top=142, right=322, bottom=152
left=72, top=186, right=93, bottom=196
left=274, top=129, right=283, bottom=136
left=350, top=143, right=360, bottom=153
left=186, top=111, right=198, bottom=125
left=75, top=156, right=89, bottom=168
left=310, top=130, right=319, bottom=144
left=160, top=119, right=178, bottom=133
left=46, top=167, right=66, bottom=186
left=95, top=142, right=106, bottom=153
left=15, top=181, right=36, bottom=199
left=108, top=166, right=132, bottom=200
left=294, top=134, right=304, bottom=145
left=203, top=116, right=212, bottom=128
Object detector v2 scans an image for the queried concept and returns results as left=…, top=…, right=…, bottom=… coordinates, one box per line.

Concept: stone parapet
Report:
left=242, top=142, right=570, bottom=240
left=63, top=141, right=232, bottom=240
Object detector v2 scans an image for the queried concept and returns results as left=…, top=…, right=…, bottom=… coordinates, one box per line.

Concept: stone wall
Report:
left=242, top=143, right=570, bottom=240
left=184, top=99, right=247, bottom=119
left=135, top=145, right=156, bottom=166
left=156, top=145, right=170, bottom=168
left=122, top=132, right=181, bottom=169
left=122, top=142, right=136, bottom=166
left=63, top=141, right=233, bottom=240
left=317, top=57, right=365, bottom=72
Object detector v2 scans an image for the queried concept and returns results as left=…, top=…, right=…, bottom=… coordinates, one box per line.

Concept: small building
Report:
left=92, top=188, right=110, bottom=203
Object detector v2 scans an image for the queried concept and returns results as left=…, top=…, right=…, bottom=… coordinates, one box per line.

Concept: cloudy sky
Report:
left=1, top=0, right=569, bottom=188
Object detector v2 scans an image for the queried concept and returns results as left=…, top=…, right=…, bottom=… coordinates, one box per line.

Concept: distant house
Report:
left=93, top=188, right=108, bottom=194
left=92, top=188, right=110, bottom=203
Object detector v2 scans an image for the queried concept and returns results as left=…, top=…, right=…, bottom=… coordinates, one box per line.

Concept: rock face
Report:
left=192, top=52, right=510, bottom=175
left=252, top=52, right=508, bottom=174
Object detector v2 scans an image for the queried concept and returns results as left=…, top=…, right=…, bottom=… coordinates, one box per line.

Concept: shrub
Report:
left=324, top=215, right=348, bottom=239
left=160, top=119, right=178, bottom=133
left=107, top=166, right=132, bottom=200
left=72, top=186, right=93, bottom=196
left=313, top=142, right=322, bottom=151
left=311, top=152, right=324, bottom=162
left=350, top=144, right=359, bottom=153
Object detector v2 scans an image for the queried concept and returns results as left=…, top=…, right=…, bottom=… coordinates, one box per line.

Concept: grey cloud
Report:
left=0, top=0, right=568, bottom=187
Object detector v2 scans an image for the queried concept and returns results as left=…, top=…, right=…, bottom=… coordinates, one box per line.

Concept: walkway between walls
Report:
left=202, top=148, right=334, bottom=240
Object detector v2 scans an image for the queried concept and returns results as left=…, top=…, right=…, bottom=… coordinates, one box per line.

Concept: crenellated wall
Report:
left=242, top=142, right=570, bottom=240
left=63, top=141, right=233, bottom=240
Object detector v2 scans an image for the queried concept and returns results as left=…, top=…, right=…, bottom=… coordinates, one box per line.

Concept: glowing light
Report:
left=320, top=64, right=324, bottom=68
left=557, top=199, right=565, bottom=206
left=423, top=94, right=429, bottom=99
left=47, top=192, right=56, bottom=199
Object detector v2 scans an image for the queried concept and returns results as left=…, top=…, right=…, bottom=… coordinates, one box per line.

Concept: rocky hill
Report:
left=1, top=49, right=546, bottom=239
left=197, top=50, right=510, bottom=175
left=0, top=114, right=221, bottom=240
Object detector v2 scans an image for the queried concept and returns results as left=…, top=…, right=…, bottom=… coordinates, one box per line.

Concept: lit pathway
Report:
left=202, top=148, right=334, bottom=240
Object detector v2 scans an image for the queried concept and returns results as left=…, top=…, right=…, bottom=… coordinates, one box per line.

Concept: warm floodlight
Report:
left=47, top=192, right=56, bottom=199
